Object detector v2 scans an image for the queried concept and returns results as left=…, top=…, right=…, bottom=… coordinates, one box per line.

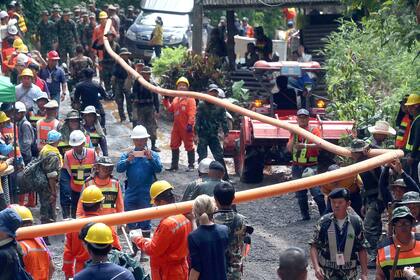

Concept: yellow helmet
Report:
left=10, top=204, right=33, bottom=222
left=176, top=77, right=190, bottom=88
left=150, top=180, right=173, bottom=204
left=99, top=11, right=108, bottom=19
left=19, top=68, right=34, bottom=78
left=12, top=38, right=23, bottom=49
left=80, top=185, right=105, bottom=204
left=84, top=223, right=114, bottom=244
left=405, top=94, right=420, bottom=106
left=18, top=44, right=29, bottom=54
left=0, top=112, right=11, bottom=123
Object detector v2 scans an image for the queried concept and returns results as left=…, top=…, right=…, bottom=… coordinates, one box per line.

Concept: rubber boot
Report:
left=26, top=192, right=36, bottom=207
left=140, top=230, right=151, bottom=262
left=18, top=194, right=25, bottom=206
left=151, top=139, right=161, bottom=152
left=186, top=150, right=195, bottom=172
left=297, top=198, right=310, bottom=221
left=218, top=159, right=230, bottom=181
left=314, top=195, right=326, bottom=217
left=165, top=149, right=179, bottom=171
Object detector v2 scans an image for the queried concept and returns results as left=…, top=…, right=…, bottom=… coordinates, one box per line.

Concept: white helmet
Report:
left=69, top=130, right=86, bottom=147
left=14, top=101, right=26, bottom=113
left=16, top=53, right=28, bottom=66
left=131, top=125, right=150, bottom=139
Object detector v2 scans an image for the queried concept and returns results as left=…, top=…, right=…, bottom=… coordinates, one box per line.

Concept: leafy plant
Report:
left=231, top=80, right=250, bottom=103
left=151, top=46, right=188, bottom=77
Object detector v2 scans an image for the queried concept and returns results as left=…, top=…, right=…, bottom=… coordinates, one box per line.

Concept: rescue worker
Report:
left=349, top=138, right=383, bottom=267
left=56, top=8, right=79, bottom=62
left=112, top=48, right=132, bottom=122
left=286, top=108, right=325, bottom=220
left=405, top=94, right=420, bottom=183
left=38, top=130, right=62, bottom=231
left=74, top=222, right=131, bottom=280
left=11, top=204, right=54, bottom=280
left=395, top=95, right=412, bottom=150
left=63, top=186, right=122, bottom=279
left=36, top=10, right=56, bottom=57
left=130, top=180, right=192, bottom=280
left=195, top=84, right=229, bottom=180
left=181, top=158, right=213, bottom=201
left=214, top=181, right=251, bottom=280
left=116, top=125, right=162, bottom=237
left=63, top=130, right=96, bottom=218
left=76, top=156, right=123, bottom=217
left=28, top=62, right=50, bottom=96
left=376, top=206, right=420, bottom=280
left=367, top=120, right=396, bottom=148
left=28, top=92, right=49, bottom=127
left=81, top=106, right=107, bottom=156
left=36, top=100, right=60, bottom=151
left=0, top=208, right=29, bottom=279
left=310, top=188, right=368, bottom=280
left=163, top=77, right=196, bottom=171
left=132, top=66, right=160, bottom=151
left=68, top=45, right=94, bottom=87
left=15, top=68, right=43, bottom=111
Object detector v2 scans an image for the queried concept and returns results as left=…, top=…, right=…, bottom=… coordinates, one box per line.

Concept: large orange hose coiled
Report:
left=16, top=20, right=403, bottom=239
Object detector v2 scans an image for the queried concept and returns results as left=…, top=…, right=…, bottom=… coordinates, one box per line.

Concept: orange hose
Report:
left=14, top=20, right=403, bottom=239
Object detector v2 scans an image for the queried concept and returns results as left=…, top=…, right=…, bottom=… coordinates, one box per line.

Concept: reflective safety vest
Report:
left=292, top=127, right=318, bottom=165
left=1, top=123, right=22, bottom=158
left=36, top=118, right=59, bottom=151
left=85, top=178, right=119, bottom=213
left=19, top=238, right=50, bottom=280
left=65, top=148, right=95, bottom=192
left=406, top=115, right=420, bottom=152
left=13, top=12, right=27, bottom=33
left=378, top=234, right=420, bottom=280
left=395, top=114, right=411, bottom=149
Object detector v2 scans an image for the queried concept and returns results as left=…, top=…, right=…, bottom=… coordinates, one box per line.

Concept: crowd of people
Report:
left=0, top=1, right=418, bottom=280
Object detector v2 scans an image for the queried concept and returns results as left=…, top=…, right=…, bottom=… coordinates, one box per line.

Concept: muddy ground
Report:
left=43, top=98, right=376, bottom=279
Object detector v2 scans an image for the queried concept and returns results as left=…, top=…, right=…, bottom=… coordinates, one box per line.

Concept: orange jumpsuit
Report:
left=75, top=176, right=124, bottom=217
left=163, top=97, right=196, bottom=151
left=133, top=214, right=192, bottom=280
left=62, top=214, right=122, bottom=278
left=19, top=237, right=52, bottom=280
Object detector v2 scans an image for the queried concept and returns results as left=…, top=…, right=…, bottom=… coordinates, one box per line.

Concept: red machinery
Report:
left=223, top=61, right=354, bottom=183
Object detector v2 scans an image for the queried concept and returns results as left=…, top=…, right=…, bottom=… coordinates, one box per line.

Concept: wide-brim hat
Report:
left=119, top=48, right=132, bottom=56
left=81, top=106, right=99, bottom=116
left=141, top=66, right=152, bottom=74
left=368, top=120, right=396, bottom=136
left=348, top=139, right=369, bottom=152
left=44, top=100, right=59, bottom=109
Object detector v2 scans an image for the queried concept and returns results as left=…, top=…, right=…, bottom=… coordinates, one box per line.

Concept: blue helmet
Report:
left=47, top=130, right=62, bottom=143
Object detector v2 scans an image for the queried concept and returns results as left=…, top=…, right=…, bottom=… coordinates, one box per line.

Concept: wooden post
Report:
left=226, top=10, right=236, bottom=70
left=192, top=0, right=203, bottom=55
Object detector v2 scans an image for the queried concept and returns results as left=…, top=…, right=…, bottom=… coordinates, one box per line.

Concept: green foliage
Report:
left=323, top=0, right=419, bottom=129
left=231, top=80, right=250, bottom=103
left=153, top=48, right=225, bottom=92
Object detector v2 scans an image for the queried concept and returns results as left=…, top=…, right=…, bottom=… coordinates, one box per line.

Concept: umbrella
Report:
left=0, top=76, right=16, bottom=103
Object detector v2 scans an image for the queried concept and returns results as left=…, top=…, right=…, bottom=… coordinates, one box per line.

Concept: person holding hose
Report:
left=163, top=77, right=196, bottom=171
left=405, top=94, right=420, bottom=183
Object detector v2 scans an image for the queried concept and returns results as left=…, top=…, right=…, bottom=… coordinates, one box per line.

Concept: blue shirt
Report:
left=116, top=148, right=162, bottom=203
left=74, top=262, right=135, bottom=280
left=188, top=224, right=229, bottom=280
left=39, top=65, right=66, bottom=98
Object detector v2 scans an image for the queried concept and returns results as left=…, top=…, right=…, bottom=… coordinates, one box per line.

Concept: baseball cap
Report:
left=0, top=208, right=22, bottom=238
left=297, top=109, right=309, bottom=116
left=198, top=158, right=213, bottom=174
left=328, top=188, right=350, bottom=201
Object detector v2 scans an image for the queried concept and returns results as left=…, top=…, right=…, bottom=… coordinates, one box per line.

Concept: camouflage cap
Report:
left=41, top=10, right=49, bottom=15
left=96, top=156, right=114, bottom=166
left=127, top=5, right=134, bottom=11
left=52, top=3, right=61, bottom=9
left=390, top=179, right=406, bottom=188
left=65, top=110, right=81, bottom=120
left=391, top=206, right=415, bottom=222
left=349, top=139, right=368, bottom=152
left=399, top=191, right=420, bottom=205
left=62, top=8, right=71, bottom=15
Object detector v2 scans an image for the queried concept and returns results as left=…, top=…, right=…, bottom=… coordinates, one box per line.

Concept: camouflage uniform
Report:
left=181, top=177, right=206, bottom=201
left=310, top=212, right=367, bottom=280
left=55, top=17, right=79, bottom=62
left=39, top=150, right=62, bottom=224
left=214, top=209, right=249, bottom=280
left=100, top=41, right=120, bottom=92
left=195, top=101, right=229, bottom=167
left=69, top=55, right=93, bottom=85
left=78, top=20, right=91, bottom=49
left=37, top=19, right=56, bottom=57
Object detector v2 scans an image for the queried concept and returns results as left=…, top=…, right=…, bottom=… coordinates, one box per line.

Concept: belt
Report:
left=318, top=255, right=357, bottom=270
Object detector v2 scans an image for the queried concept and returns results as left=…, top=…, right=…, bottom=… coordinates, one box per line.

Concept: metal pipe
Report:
left=16, top=150, right=403, bottom=240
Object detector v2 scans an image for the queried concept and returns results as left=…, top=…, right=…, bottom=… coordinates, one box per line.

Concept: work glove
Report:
left=186, top=124, right=193, bottom=133
left=129, top=229, right=143, bottom=242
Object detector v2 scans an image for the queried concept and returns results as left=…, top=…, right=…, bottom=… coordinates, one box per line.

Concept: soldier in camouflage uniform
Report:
left=69, top=45, right=94, bottom=88
left=112, top=48, right=132, bottom=121
left=50, top=5, right=61, bottom=23
left=55, top=8, right=79, bottom=63
left=195, top=84, right=230, bottom=179
left=99, top=31, right=120, bottom=95
left=78, top=12, right=91, bottom=50
left=310, top=188, right=368, bottom=280
left=213, top=181, right=252, bottom=280
left=37, top=10, right=56, bottom=57
left=132, top=66, right=160, bottom=151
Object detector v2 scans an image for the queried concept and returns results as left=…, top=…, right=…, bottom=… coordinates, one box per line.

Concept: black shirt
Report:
left=74, top=80, right=106, bottom=109
left=132, top=80, right=159, bottom=113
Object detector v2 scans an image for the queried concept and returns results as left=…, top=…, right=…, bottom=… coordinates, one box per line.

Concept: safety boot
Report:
left=186, top=150, right=195, bottom=172
left=151, top=139, right=161, bottom=152
left=165, top=149, right=179, bottom=171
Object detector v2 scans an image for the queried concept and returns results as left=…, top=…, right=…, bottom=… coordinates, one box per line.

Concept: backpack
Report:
left=16, top=155, right=51, bottom=194
left=105, top=249, right=150, bottom=280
